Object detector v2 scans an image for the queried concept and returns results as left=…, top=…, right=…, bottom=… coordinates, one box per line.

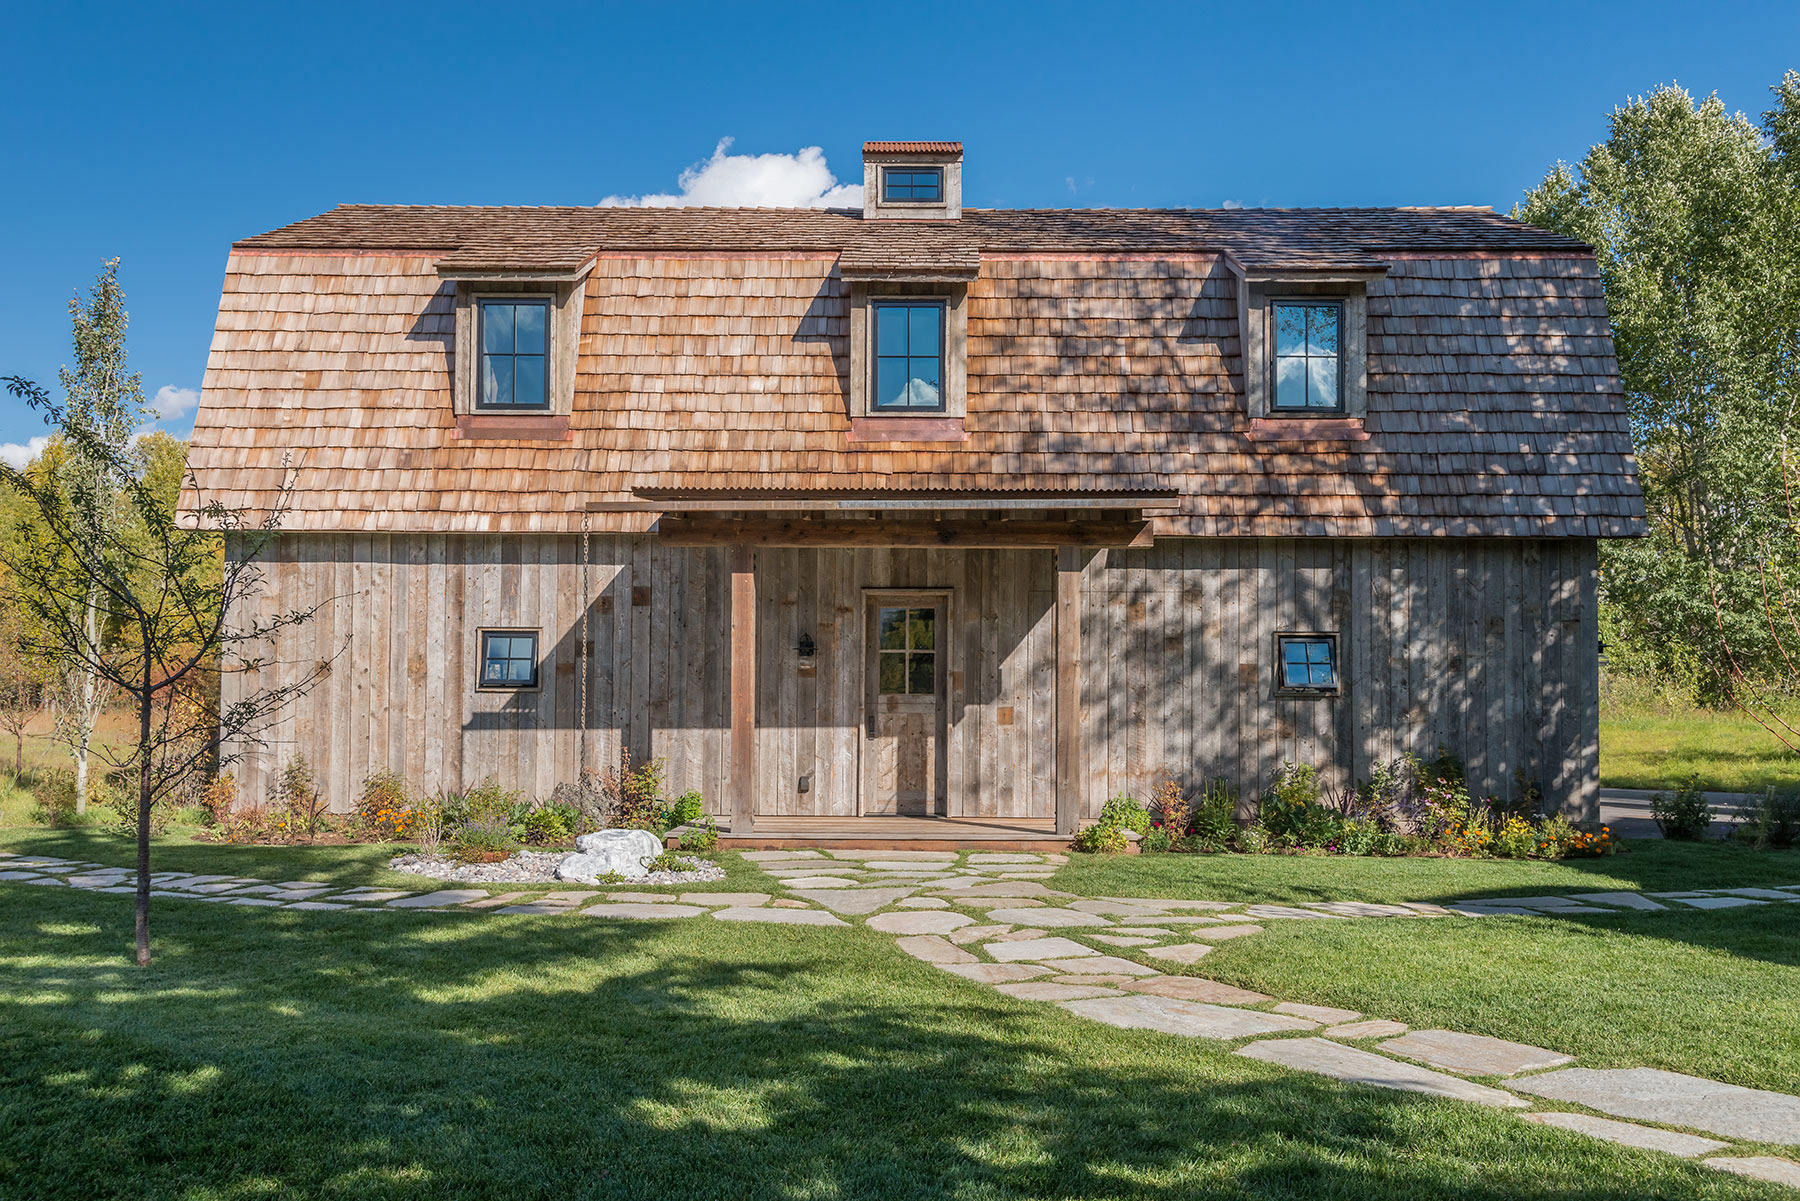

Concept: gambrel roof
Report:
left=187, top=204, right=1644, bottom=538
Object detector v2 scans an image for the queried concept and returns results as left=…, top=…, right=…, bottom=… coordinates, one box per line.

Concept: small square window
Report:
left=876, top=606, right=937, bottom=695
left=1271, top=301, right=1343, bottom=412
left=882, top=167, right=943, bottom=202
left=479, top=629, right=540, bottom=690
left=478, top=299, right=550, bottom=409
left=1275, top=633, right=1339, bottom=694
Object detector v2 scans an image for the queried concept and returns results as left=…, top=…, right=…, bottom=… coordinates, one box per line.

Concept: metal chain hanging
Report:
left=579, top=509, right=590, bottom=777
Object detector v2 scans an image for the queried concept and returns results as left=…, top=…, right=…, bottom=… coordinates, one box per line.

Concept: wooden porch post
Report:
left=1055, top=545, right=1084, bottom=836
left=729, top=545, right=756, bottom=836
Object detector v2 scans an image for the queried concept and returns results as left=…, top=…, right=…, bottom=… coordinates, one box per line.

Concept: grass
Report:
left=0, top=827, right=776, bottom=896
left=2, top=886, right=1790, bottom=1200
left=1197, top=903, right=1800, bottom=1095
left=1601, top=692, right=1800, bottom=794
left=1048, top=838, right=1800, bottom=904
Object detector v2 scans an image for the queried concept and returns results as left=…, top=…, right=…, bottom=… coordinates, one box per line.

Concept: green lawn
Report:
left=2, top=885, right=1790, bottom=1201
left=1048, top=838, right=1800, bottom=905
left=1601, top=696, right=1800, bottom=793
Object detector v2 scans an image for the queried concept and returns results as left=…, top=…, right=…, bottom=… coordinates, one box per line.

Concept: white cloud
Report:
left=1220, top=199, right=1245, bottom=210
left=600, top=138, right=861, bottom=209
left=151, top=385, right=200, bottom=421
left=0, top=436, right=51, bottom=471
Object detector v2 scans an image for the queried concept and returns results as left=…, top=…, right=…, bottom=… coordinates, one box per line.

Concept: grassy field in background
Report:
left=1600, top=689, right=1799, bottom=794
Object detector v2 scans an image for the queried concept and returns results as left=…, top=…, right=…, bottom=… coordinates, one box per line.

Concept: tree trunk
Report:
left=13, top=730, right=21, bottom=775
left=74, top=586, right=99, bottom=815
left=135, top=683, right=152, bottom=967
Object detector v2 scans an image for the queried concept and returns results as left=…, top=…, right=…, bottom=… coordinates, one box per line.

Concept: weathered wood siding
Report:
left=227, top=534, right=1597, bottom=822
left=1079, top=538, right=1599, bottom=818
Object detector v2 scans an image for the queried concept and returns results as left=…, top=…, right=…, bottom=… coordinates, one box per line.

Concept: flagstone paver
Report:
left=1194, top=923, right=1263, bottom=940
left=1109, top=926, right=1175, bottom=936
left=777, top=875, right=868, bottom=888
left=286, top=901, right=352, bottom=911
left=787, top=887, right=918, bottom=914
left=0, top=871, right=43, bottom=881
left=679, top=892, right=769, bottom=907
left=997, top=981, right=1123, bottom=1001
left=895, top=935, right=979, bottom=964
left=1673, top=896, right=1768, bottom=910
left=937, top=962, right=1052, bottom=983
left=388, top=890, right=488, bottom=908
left=1513, top=1069, right=1800, bottom=1144
left=985, top=936, right=1099, bottom=962
left=948, top=923, right=1011, bottom=945
left=581, top=902, right=708, bottom=919
left=1064, top=994, right=1317, bottom=1040
left=968, top=853, right=1043, bottom=864
left=1242, top=905, right=1345, bottom=920
left=1144, top=942, right=1214, bottom=964
left=1124, top=976, right=1271, bottom=1005
left=1566, top=892, right=1669, bottom=910
left=984, top=907, right=1113, bottom=928
left=1091, top=935, right=1157, bottom=947
left=1380, top=1029, right=1573, bottom=1077
left=1326, top=1019, right=1409, bottom=1040
left=1053, top=973, right=1142, bottom=987
left=897, top=896, right=950, bottom=908
left=1703, top=1157, right=1800, bottom=1187
left=1034, top=955, right=1159, bottom=976
left=1239, top=1039, right=1530, bottom=1108
left=1716, top=888, right=1800, bottom=900
left=867, top=911, right=973, bottom=935
left=228, top=897, right=285, bottom=907
left=711, top=907, right=848, bottom=927
left=1275, top=1002, right=1363, bottom=1024
left=1522, top=1112, right=1727, bottom=1157
left=494, top=902, right=571, bottom=915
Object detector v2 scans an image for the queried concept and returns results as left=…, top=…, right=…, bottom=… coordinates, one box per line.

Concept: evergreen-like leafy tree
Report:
left=1516, top=74, right=1800, bottom=704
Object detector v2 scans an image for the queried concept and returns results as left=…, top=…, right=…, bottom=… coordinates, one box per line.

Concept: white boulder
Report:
left=556, top=828, right=666, bottom=882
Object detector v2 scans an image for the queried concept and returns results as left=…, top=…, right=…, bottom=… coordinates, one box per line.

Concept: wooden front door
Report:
left=862, top=596, right=947, bottom=816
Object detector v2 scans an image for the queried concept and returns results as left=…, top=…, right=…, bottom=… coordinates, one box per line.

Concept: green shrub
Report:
left=656, top=790, right=706, bottom=834
left=1190, top=777, right=1238, bottom=846
left=1736, top=788, right=1800, bottom=849
left=1369, top=830, right=1407, bottom=857
left=450, top=816, right=517, bottom=863
left=645, top=851, right=702, bottom=873
left=1650, top=777, right=1712, bottom=840
left=29, top=769, right=79, bottom=826
left=1259, top=763, right=1337, bottom=848
left=1534, top=814, right=1576, bottom=860
left=1492, top=815, right=1538, bottom=859
left=681, top=815, right=720, bottom=853
left=1336, top=817, right=1378, bottom=856
left=1071, top=822, right=1128, bottom=854
left=1098, top=795, right=1151, bottom=835
left=273, top=756, right=327, bottom=842
left=519, top=804, right=575, bottom=846
left=1139, top=825, right=1174, bottom=853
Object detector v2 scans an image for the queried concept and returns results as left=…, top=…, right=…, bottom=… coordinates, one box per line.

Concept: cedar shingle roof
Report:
left=235, top=204, right=1592, bottom=273
left=863, top=141, right=963, bottom=155
left=191, top=204, right=1641, bottom=539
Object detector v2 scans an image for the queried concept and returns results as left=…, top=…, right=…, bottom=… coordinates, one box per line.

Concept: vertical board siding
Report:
left=225, top=535, right=1599, bottom=823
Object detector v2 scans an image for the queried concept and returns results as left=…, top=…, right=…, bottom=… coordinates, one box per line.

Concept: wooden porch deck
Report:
left=719, top=814, right=1067, bottom=851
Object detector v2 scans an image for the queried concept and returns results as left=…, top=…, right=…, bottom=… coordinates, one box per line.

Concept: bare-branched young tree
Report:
left=0, top=599, right=49, bottom=774
left=0, top=372, right=326, bottom=966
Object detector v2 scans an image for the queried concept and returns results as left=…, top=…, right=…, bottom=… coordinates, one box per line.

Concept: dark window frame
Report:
left=1273, top=632, right=1340, bottom=696
left=1268, top=299, right=1346, bottom=414
left=476, top=297, right=552, bottom=411
left=870, top=298, right=948, bottom=413
left=880, top=166, right=944, bottom=203
left=477, top=628, right=542, bottom=691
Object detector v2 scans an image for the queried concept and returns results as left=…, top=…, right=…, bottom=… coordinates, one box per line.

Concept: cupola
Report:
left=861, top=141, right=963, bottom=220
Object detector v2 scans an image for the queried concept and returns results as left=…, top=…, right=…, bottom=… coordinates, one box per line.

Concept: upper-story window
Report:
left=881, top=167, right=943, bottom=203
left=479, top=299, right=550, bottom=409
left=872, top=300, right=945, bottom=411
left=1272, top=301, right=1343, bottom=412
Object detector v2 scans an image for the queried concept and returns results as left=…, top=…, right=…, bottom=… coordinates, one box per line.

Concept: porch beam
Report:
left=729, top=545, right=756, bottom=837
left=1055, top=545, right=1085, bottom=837
left=660, top=517, right=1150, bottom=549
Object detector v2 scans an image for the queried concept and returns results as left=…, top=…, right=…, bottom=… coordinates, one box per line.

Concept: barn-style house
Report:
left=185, top=141, right=1644, bottom=844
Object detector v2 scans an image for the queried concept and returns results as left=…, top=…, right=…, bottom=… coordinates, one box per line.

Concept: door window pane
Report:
left=907, top=653, right=935, bottom=694
left=874, top=605, right=940, bottom=694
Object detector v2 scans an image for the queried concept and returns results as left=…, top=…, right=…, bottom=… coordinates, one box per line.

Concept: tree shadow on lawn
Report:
left=0, top=894, right=1777, bottom=1201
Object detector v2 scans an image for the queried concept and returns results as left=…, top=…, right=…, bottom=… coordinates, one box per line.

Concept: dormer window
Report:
left=872, top=300, right=945, bottom=411
left=478, top=298, right=550, bottom=409
left=882, top=167, right=943, bottom=203
left=1271, top=301, right=1343, bottom=412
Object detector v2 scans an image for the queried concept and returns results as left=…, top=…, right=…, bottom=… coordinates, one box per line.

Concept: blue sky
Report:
left=1, top=1, right=1794, bottom=458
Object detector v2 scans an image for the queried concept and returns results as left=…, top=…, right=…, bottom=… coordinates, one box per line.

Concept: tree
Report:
left=53, top=261, right=145, bottom=813
left=0, top=598, right=49, bottom=774
left=1, top=272, right=324, bottom=966
left=1515, top=75, right=1800, bottom=701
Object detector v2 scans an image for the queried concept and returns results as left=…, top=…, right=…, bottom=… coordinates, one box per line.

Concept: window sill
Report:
left=847, top=416, right=968, bottom=443
left=1247, top=417, right=1368, bottom=443
left=453, top=414, right=571, bottom=441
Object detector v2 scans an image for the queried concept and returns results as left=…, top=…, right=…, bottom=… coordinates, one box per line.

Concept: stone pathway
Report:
left=6, top=846, right=1799, bottom=1189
